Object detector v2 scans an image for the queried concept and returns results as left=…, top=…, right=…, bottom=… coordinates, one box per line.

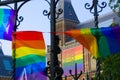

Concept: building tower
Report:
left=56, top=0, right=80, bottom=45
left=55, top=0, right=85, bottom=79
left=55, top=0, right=96, bottom=79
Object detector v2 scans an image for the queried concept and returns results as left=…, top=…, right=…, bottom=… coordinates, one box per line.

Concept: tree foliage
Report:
left=99, top=25, right=120, bottom=79
left=100, top=53, right=120, bottom=80
left=92, top=54, right=120, bottom=80
left=109, top=0, right=120, bottom=16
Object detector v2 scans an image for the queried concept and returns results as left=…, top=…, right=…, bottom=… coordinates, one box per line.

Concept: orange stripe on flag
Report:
left=13, top=40, right=45, bottom=49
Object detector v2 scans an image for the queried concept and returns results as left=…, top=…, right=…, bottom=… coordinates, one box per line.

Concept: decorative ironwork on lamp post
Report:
left=43, top=0, right=63, bottom=80
left=69, top=63, right=82, bottom=80
left=85, top=0, right=107, bottom=80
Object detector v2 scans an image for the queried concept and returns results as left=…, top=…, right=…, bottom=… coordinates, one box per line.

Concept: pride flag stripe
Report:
left=13, top=31, right=46, bottom=80
left=13, top=47, right=45, bottom=58
left=62, top=45, right=83, bottom=76
left=14, top=31, right=44, bottom=40
left=63, top=64, right=83, bottom=76
left=63, top=63, right=83, bottom=70
left=63, top=59, right=83, bottom=67
left=62, top=54, right=83, bottom=63
left=13, top=40, right=45, bottom=49
left=0, top=9, right=15, bottom=41
left=15, top=55, right=45, bottom=67
left=65, top=27, right=120, bottom=58
left=15, top=62, right=46, bottom=77
left=15, top=72, right=46, bottom=80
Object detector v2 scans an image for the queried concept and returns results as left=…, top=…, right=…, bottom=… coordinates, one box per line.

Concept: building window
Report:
left=3, top=60, right=12, bottom=70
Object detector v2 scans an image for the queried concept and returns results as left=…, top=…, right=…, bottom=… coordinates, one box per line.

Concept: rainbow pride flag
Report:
left=65, top=27, right=120, bottom=58
left=12, top=31, right=46, bottom=80
left=0, top=9, right=15, bottom=40
left=62, top=45, right=83, bottom=76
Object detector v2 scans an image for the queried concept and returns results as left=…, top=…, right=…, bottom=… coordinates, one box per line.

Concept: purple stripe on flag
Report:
left=63, top=63, right=83, bottom=76
left=15, top=72, right=47, bottom=80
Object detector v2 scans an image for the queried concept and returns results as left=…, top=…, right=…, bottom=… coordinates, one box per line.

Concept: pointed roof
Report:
left=57, top=0, right=80, bottom=23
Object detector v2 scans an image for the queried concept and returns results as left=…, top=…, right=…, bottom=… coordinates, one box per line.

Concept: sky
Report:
left=0, top=0, right=112, bottom=55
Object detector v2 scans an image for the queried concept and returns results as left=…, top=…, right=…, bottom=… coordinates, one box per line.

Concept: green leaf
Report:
left=117, top=0, right=120, bottom=3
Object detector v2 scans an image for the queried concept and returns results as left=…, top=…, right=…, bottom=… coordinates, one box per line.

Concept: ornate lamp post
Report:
left=43, top=0, right=63, bottom=80
left=0, top=0, right=63, bottom=80
left=85, top=0, right=107, bottom=80
left=0, top=0, right=29, bottom=5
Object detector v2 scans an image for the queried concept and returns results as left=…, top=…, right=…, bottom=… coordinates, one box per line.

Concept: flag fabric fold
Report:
left=0, top=9, right=15, bottom=40
left=12, top=31, right=46, bottom=80
left=65, top=27, right=120, bottom=58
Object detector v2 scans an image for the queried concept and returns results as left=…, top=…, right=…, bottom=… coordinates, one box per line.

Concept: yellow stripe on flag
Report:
left=13, top=47, right=45, bottom=58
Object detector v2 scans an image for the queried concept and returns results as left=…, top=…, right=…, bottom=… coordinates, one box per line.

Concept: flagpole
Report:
left=12, top=1, right=17, bottom=80
left=85, top=0, right=107, bottom=80
left=50, top=0, right=56, bottom=79
left=93, top=1, right=100, bottom=80
left=50, top=0, right=63, bottom=80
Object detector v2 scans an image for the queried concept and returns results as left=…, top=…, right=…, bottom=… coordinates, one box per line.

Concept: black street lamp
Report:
left=85, top=0, right=107, bottom=80
left=0, top=0, right=63, bottom=80
left=43, top=0, right=63, bottom=80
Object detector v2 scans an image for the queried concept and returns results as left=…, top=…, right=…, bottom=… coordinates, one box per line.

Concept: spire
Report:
left=0, top=42, right=4, bottom=56
left=57, top=0, right=80, bottom=23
